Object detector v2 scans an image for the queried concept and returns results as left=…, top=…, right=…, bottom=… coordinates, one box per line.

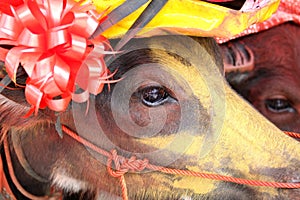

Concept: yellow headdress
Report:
left=93, top=0, right=280, bottom=39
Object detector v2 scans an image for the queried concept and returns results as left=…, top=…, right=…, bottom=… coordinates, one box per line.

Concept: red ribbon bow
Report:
left=0, top=0, right=113, bottom=115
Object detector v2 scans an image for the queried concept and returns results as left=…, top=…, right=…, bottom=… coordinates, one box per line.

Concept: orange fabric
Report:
left=217, top=0, right=300, bottom=43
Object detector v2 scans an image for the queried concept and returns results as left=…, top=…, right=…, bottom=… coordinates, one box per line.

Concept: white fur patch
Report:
left=51, top=169, right=88, bottom=192
left=96, top=190, right=122, bottom=200
left=179, top=196, right=192, bottom=200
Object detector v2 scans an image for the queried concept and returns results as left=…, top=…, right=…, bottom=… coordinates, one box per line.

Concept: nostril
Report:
left=282, top=168, right=300, bottom=183
left=254, top=166, right=300, bottom=186
left=278, top=171, right=300, bottom=184
left=291, top=179, right=300, bottom=183
left=277, top=170, right=300, bottom=185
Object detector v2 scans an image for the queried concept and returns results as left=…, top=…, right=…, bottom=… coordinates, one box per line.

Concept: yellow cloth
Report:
left=92, top=0, right=280, bottom=38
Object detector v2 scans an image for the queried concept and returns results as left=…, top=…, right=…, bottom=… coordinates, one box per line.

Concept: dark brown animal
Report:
left=222, top=22, right=300, bottom=133
left=1, top=35, right=300, bottom=199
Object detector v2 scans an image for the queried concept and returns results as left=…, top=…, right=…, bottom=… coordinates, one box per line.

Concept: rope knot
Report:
left=107, top=149, right=149, bottom=178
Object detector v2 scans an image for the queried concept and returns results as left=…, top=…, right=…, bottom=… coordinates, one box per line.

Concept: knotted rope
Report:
left=61, top=125, right=300, bottom=200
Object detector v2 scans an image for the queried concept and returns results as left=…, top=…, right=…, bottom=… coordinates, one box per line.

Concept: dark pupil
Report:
left=265, top=99, right=294, bottom=113
left=142, top=87, right=168, bottom=105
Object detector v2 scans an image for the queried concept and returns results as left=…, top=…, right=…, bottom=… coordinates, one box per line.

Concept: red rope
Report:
left=61, top=125, right=300, bottom=200
left=284, top=131, right=300, bottom=139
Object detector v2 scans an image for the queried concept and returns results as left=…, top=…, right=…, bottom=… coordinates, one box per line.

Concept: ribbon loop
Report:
left=0, top=13, right=21, bottom=39
left=0, top=0, right=114, bottom=115
left=18, top=28, right=46, bottom=48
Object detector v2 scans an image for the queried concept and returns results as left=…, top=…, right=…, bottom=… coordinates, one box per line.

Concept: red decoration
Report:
left=0, top=0, right=23, bottom=15
left=0, top=0, right=114, bottom=115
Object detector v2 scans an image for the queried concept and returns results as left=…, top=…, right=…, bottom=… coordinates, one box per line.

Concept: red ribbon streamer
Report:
left=0, top=0, right=114, bottom=115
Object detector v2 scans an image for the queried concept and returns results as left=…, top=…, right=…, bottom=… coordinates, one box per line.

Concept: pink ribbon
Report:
left=0, top=0, right=113, bottom=115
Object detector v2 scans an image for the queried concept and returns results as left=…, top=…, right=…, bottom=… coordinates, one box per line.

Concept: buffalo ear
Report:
left=0, top=77, right=48, bottom=131
left=0, top=93, right=29, bottom=133
left=0, top=84, right=27, bottom=106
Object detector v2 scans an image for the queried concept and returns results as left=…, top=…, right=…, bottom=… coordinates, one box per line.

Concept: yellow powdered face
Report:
left=80, top=35, right=300, bottom=199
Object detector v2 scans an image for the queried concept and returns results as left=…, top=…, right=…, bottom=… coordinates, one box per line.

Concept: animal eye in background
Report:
left=140, top=86, right=174, bottom=107
left=265, top=98, right=295, bottom=113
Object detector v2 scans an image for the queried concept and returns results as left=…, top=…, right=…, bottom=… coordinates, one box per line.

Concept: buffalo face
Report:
left=1, top=35, right=300, bottom=199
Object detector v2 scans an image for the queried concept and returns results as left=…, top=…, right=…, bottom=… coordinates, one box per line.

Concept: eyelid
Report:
left=267, top=95, right=288, bottom=100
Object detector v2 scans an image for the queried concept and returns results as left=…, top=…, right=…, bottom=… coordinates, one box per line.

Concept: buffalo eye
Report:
left=140, top=86, right=173, bottom=107
left=265, top=98, right=295, bottom=113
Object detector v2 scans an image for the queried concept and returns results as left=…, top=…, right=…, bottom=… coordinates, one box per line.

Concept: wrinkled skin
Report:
left=222, top=22, right=300, bottom=133
left=1, top=35, right=300, bottom=199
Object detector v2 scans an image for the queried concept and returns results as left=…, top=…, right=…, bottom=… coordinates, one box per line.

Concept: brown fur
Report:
left=223, top=22, right=300, bottom=133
